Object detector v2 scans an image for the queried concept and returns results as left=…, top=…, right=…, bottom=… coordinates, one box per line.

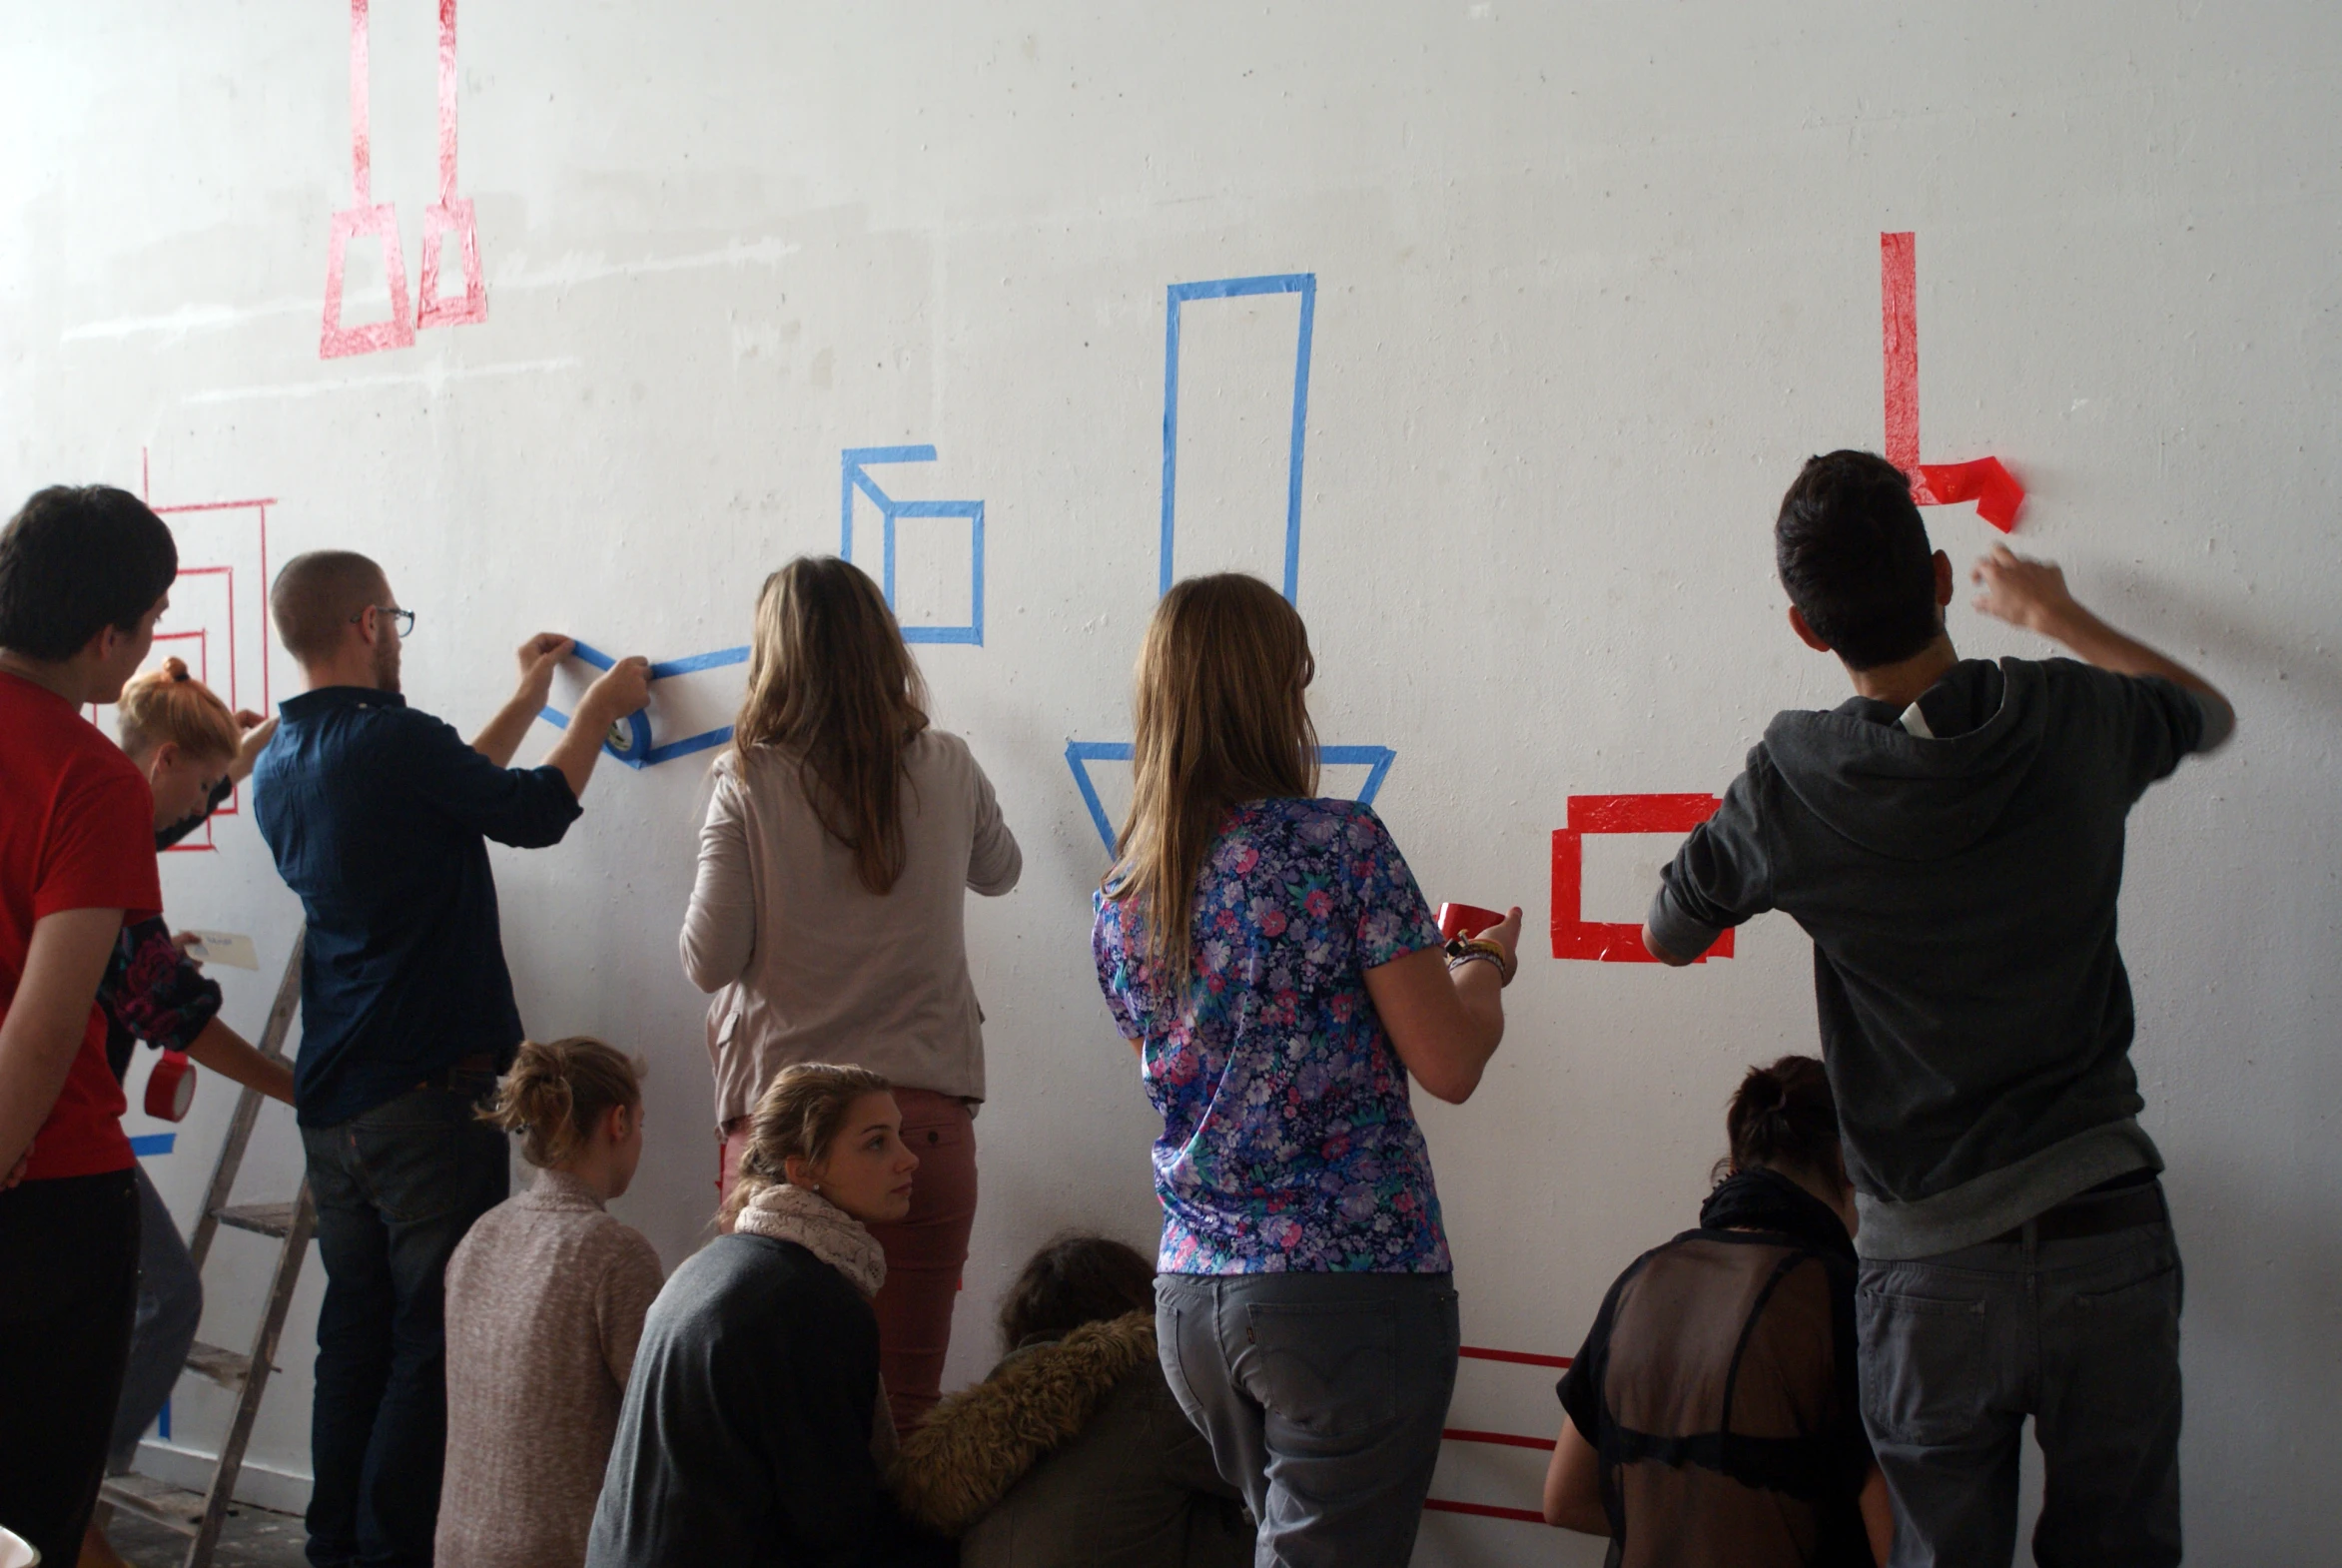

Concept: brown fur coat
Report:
left=890, top=1311, right=1160, bottom=1536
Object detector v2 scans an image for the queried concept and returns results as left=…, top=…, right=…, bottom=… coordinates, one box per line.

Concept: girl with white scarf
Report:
left=586, top=1064, right=950, bottom=1568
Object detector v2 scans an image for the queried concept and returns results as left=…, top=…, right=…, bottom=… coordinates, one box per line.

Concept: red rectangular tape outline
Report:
left=1551, top=793, right=1732, bottom=963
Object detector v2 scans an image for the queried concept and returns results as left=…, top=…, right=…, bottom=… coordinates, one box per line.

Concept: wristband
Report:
left=1444, top=936, right=1516, bottom=987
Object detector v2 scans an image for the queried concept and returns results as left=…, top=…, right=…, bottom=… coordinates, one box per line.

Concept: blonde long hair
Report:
left=719, top=1062, right=895, bottom=1229
left=730, top=557, right=930, bottom=896
left=116, top=656, right=240, bottom=761
left=1105, top=574, right=1317, bottom=990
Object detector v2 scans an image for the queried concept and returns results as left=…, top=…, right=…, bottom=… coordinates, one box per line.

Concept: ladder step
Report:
left=98, top=1473, right=210, bottom=1535
left=185, top=1339, right=255, bottom=1388
left=213, top=1201, right=298, bottom=1238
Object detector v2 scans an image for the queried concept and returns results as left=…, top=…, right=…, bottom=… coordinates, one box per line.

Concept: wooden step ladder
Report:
left=100, top=929, right=315, bottom=1568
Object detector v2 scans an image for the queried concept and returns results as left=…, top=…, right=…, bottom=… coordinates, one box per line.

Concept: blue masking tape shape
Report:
left=840, top=446, right=985, bottom=644
left=538, top=639, right=750, bottom=768
left=129, top=1133, right=176, bottom=1157
left=1161, top=273, right=1316, bottom=603
left=1064, top=740, right=1396, bottom=853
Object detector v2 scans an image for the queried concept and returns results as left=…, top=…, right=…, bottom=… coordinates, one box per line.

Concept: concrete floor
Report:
left=103, top=1503, right=311, bottom=1568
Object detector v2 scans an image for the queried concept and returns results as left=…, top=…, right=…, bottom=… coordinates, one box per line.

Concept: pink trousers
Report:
left=719, top=1087, right=977, bottom=1432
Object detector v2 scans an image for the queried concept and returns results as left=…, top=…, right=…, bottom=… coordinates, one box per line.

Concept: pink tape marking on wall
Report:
left=417, top=0, right=485, bottom=329
left=138, top=451, right=280, bottom=848
left=1879, top=232, right=2024, bottom=531
left=322, top=0, right=414, bottom=358
left=1551, top=793, right=1733, bottom=963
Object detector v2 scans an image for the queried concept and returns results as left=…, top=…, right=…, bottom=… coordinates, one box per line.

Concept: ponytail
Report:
left=480, top=1036, right=643, bottom=1170
left=1719, top=1055, right=1843, bottom=1186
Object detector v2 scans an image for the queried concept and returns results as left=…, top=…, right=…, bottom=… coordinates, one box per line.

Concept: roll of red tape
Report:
left=1437, top=903, right=1507, bottom=942
left=145, top=1050, right=196, bottom=1123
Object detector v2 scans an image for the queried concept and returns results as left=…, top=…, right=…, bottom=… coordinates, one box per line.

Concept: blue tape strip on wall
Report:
left=537, top=638, right=750, bottom=768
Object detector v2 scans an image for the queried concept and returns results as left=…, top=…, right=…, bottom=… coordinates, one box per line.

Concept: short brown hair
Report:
left=1719, top=1055, right=1844, bottom=1186
left=997, top=1234, right=1156, bottom=1351
left=1775, top=450, right=1940, bottom=669
left=480, top=1037, right=643, bottom=1169
left=0, top=485, right=177, bottom=660
left=270, top=549, right=387, bottom=663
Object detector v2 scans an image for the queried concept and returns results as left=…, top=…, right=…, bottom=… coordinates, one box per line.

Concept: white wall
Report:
left=7, top=3, right=2338, bottom=1559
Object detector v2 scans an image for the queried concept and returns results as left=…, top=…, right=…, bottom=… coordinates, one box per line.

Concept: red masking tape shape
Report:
left=1550, top=795, right=1733, bottom=963
left=1437, top=903, right=1507, bottom=942
left=1918, top=457, right=2023, bottom=532
left=1423, top=1498, right=1547, bottom=1525
left=1443, top=1427, right=1558, bottom=1452
left=1879, top=232, right=2025, bottom=532
left=1459, top=1344, right=1572, bottom=1369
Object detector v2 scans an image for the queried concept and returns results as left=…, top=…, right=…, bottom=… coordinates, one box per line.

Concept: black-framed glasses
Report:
left=352, top=604, right=416, bottom=640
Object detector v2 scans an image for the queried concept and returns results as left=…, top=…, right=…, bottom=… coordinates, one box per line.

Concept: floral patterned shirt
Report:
left=1093, top=798, right=1450, bottom=1274
left=101, top=915, right=224, bottom=1082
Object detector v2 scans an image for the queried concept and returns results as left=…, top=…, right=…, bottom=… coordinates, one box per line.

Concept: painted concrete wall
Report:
left=5, top=3, right=2337, bottom=1559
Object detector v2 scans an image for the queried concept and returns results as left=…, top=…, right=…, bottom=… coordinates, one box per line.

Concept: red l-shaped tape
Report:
left=1551, top=793, right=1731, bottom=962
left=1882, top=232, right=2024, bottom=531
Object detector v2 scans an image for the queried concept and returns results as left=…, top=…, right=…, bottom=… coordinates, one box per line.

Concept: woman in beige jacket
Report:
left=680, top=555, right=1020, bottom=1431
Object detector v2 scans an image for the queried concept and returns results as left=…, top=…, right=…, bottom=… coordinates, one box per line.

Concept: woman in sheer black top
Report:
left=1544, top=1057, right=1894, bottom=1568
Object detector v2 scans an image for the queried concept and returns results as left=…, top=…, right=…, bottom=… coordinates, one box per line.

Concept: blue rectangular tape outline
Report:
left=539, top=639, right=749, bottom=768
left=129, top=1132, right=176, bottom=1156
left=1160, top=273, right=1316, bottom=603
left=840, top=446, right=984, bottom=643
left=1064, top=740, right=1394, bottom=852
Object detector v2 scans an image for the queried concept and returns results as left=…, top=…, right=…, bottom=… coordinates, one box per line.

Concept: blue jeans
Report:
left=301, top=1081, right=507, bottom=1568
left=110, top=1162, right=205, bottom=1471
left=1858, top=1190, right=2183, bottom=1568
left=1156, top=1271, right=1459, bottom=1568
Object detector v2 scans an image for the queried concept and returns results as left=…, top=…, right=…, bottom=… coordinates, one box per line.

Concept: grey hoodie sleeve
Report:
left=1646, top=757, right=1776, bottom=960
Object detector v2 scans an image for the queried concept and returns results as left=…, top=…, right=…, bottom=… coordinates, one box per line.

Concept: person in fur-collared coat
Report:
left=891, top=1236, right=1252, bottom=1568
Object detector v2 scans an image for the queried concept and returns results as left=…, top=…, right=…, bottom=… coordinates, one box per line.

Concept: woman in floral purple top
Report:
left=1092, top=574, right=1520, bottom=1567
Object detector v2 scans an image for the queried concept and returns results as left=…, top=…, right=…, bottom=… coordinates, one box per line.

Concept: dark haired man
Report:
left=254, top=549, right=648, bottom=1568
left=0, top=485, right=179, bottom=1565
left=1640, top=450, right=2233, bottom=1567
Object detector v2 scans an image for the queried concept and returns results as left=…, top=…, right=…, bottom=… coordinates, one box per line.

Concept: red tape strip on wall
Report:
left=1550, top=794, right=1732, bottom=962
left=1881, top=231, right=2024, bottom=531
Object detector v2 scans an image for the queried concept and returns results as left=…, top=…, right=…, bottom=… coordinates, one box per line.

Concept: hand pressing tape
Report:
left=1438, top=903, right=1507, bottom=942
left=146, top=1050, right=196, bottom=1122
left=543, top=641, right=750, bottom=769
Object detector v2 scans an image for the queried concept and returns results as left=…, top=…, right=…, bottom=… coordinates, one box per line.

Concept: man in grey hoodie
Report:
left=1641, top=450, right=2233, bottom=1568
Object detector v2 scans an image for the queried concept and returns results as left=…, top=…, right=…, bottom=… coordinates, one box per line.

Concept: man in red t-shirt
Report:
left=0, top=484, right=180, bottom=1567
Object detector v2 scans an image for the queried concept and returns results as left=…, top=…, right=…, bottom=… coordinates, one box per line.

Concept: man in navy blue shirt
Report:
left=255, top=549, right=648, bottom=1568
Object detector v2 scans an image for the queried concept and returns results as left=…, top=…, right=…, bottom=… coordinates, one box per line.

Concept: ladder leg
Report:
left=182, top=1180, right=317, bottom=1568
left=187, top=931, right=302, bottom=1271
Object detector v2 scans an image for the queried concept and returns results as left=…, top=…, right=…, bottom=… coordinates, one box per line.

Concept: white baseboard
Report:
left=131, top=1440, right=312, bottom=1516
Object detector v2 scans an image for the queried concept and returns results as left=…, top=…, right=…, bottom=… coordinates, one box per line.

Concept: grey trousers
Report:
left=1858, top=1189, right=2183, bottom=1568
left=1156, top=1270, right=1459, bottom=1568
left=111, top=1162, right=204, bottom=1472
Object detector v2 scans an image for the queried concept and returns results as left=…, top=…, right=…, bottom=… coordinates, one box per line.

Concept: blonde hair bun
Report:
left=116, top=658, right=242, bottom=761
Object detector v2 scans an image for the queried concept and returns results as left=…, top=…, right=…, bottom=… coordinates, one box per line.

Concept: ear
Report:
left=600, top=1102, right=629, bottom=1143
left=152, top=740, right=182, bottom=773
left=1787, top=604, right=1833, bottom=654
left=783, top=1152, right=817, bottom=1188
left=1932, top=549, right=1954, bottom=609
